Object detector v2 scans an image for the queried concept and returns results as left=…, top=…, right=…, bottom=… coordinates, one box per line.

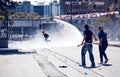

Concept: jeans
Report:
left=99, top=44, right=108, bottom=63
left=81, top=44, right=95, bottom=66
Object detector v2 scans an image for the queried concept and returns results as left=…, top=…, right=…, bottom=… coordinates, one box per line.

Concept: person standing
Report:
left=78, top=24, right=97, bottom=67
left=98, top=26, right=108, bottom=64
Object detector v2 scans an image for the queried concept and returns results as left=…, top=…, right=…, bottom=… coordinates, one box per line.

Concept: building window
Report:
left=95, top=0, right=104, bottom=2
left=90, top=0, right=94, bottom=1
left=85, top=0, right=89, bottom=2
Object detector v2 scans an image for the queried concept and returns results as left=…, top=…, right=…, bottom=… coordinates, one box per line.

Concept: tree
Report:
left=12, top=12, right=26, bottom=18
left=0, top=0, right=18, bottom=28
left=109, top=3, right=114, bottom=11
left=0, top=0, right=18, bottom=48
left=10, top=12, right=41, bottom=19
left=0, top=0, right=18, bottom=16
left=93, top=15, right=112, bottom=26
left=26, top=13, right=41, bottom=19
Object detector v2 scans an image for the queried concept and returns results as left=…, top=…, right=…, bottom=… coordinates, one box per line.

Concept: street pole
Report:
left=3, top=11, right=9, bottom=48
left=70, top=0, right=72, bottom=23
left=32, top=16, right=33, bottom=28
left=113, top=0, right=116, bottom=24
left=51, top=0, right=53, bottom=20
left=1, top=4, right=9, bottom=48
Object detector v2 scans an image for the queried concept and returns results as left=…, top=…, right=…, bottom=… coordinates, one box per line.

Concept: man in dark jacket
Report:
left=78, top=24, right=97, bottom=68
left=98, top=26, right=108, bottom=64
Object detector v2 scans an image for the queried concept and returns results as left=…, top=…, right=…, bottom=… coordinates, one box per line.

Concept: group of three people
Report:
left=42, top=24, right=108, bottom=68
left=78, top=24, right=108, bottom=68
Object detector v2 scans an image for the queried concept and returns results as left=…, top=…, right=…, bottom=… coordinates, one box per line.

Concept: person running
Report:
left=78, top=24, right=97, bottom=68
left=42, top=30, right=49, bottom=42
left=98, top=26, right=108, bottom=64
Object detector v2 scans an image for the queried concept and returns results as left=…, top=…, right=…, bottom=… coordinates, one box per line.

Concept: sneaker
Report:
left=91, top=64, right=95, bottom=68
left=91, top=65, right=95, bottom=68
left=104, top=59, right=108, bottom=63
left=79, top=64, right=86, bottom=67
left=98, top=62, right=103, bottom=65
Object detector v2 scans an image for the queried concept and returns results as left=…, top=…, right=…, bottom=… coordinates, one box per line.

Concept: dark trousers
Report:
left=45, top=37, right=48, bottom=42
left=81, top=44, right=95, bottom=66
left=99, top=44, right=108, bottom=63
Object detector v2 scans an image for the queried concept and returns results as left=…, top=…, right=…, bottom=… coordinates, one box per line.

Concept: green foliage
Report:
left=93, top=15, right=112, bottom=26
left=13, top=12, right=26, bottom=18
left=109, top=3, right=114, bottom=11
left=118, top=0, right=120, bottom=3
left=0, top=15, right=4, bottom=19
left=10, top=12, right=41, bottom=19
left=0, top=0, right=18, bottom=16
left=117, top=17, right=120, bottom=23
left=26, top=13, right=38, bottom=18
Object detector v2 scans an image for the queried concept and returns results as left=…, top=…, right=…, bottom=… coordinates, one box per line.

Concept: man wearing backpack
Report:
left=98, top=26, right=108, bottom=64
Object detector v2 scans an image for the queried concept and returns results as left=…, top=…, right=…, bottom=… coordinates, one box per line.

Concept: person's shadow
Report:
left=0, top=48, right=35, bottom=55
left=102, top=63, right=112, bottom=66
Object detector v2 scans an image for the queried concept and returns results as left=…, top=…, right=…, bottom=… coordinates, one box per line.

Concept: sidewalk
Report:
left=0, top=50, right=46, bottom=77
left=108, top=41, right=120, bottom=47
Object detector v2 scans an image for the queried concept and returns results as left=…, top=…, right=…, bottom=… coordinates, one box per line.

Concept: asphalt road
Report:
left=0, top=45, right=120, bottom=77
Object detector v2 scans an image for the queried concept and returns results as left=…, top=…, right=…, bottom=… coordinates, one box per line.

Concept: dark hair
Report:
left=42, top=30, right=45, bottom=34
left=99, top=26, right=103, bottom=30
left=84, top=24, right=89, bottom=30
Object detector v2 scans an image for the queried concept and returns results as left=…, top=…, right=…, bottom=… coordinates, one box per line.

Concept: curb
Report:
left=94, top=43, right=120, bottom=47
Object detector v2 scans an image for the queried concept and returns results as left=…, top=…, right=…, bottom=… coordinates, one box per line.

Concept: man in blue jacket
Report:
left=98, top=26, right=108, bottom=64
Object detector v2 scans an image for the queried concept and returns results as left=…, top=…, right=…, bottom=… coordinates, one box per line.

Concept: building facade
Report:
left=33, top=5, right=50, bottom=17
left=49, top=0, right=60, bottom=16
left=34, top=0, right=60, bottom=17
left=60, top=0, right=109, bottom=15
left=11, top=0, right=60, bottom=17
left=11, top=1, right=33, bottom=14
left=22, top=1, right=31, bottom=14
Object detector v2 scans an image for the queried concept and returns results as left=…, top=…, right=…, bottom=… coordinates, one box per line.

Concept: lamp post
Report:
left=113, top=0, right=117, bottom=24
left=0, top=0, right=17, bottom=48
left=51, top=0, right=53, bottom=20
left=0, top=3, right=9, bottom=48
left=31, top=15, right=33, bottom=28
left=2, top=10, right=9, bottom=48
left=70, top=0, right=73, bottom=23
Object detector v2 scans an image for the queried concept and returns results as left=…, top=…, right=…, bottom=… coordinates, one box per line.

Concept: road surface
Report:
left=0, top=45, right=120, bottom=77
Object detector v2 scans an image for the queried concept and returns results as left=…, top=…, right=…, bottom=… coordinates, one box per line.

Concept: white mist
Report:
left=9, top=19, right=83, bottom=50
